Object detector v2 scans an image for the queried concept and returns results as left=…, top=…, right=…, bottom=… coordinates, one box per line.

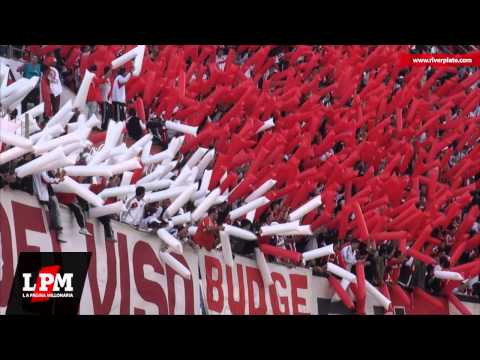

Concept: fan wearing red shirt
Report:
left=386, top=250, right=406, bottom=283
left=89, top=175, right=121, bottom=205
left=193, top=208, right=220, bottom=251
left=54, top=170, right=90, bottom=236
left=89, top=175, right=121, bottom=242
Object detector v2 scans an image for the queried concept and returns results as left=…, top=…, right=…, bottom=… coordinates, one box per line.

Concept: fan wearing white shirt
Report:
left=47, top=62, right=63, bottom=114
left=340, top=240, right=360, bottom=272
left=121, top=186, right=146, bottom=227
left=139, top=201, right=167, bottom=231
left=454, top=276, right=479, bottom=297
left=111, top=67, right=132, bottom=122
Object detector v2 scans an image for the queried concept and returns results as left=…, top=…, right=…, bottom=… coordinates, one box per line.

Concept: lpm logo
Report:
left=7, top=252, right=91, bottom=315
left=22, top=265, right=74, bottom=302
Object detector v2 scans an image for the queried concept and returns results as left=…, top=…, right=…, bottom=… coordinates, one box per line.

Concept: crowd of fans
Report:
left=1, top=44, right=480, bottom=307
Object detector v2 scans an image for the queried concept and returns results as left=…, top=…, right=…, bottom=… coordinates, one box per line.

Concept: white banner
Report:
left=0, top=188, right=200, bottom=314
left=198, top=249, right=314, bottom=315
left=2, top=188, right=479, bottom=315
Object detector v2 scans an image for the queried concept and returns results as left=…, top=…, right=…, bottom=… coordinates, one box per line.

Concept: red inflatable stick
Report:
left=372, top=216, right=387, bottom=234
left=302, top=209, right=318, bottom=226
left=447, top=293, right=472, bottom=315
left=388, top=205, right=418, bottom=230
left=450, top=258, right=480, bottom=274
left=391, top=284, right=411, bottom=308
left=126, top=77, right=146, bottom=101
left=411, top=225, right=433, bottom=251
left=467, top=262, right=480, bottom=280
left=408, top=214, right=428, bottom=239
left=442, top=277, right=463, bottom=295
left=65, top=47, right=81, bottom=69
left=399, top=144, right=414, bottom=173
left=459, top=70, right=480, bottom=91
left=210, top=164, right=227, bottom=191
left=135, top=97, right=146, bottom=122
left=364, top=195, right=389, bottom=213
left=355, top=262, right=366, bottom=315
left=88, top=131, right=107, bottom=145
left=455, top=206, right=480, bottom=242
left=389, top=199, right=418, bottom=219
left=371, top=231, right=409, bottom=242
left=296, top=168, right=318, bottom=183
left=269, top=182, right=299, bottom=202
left=459, top=89, right=480, bottom=112
left=228, top=175, right=257, bottom=204
left=465, top=234, right=480, bottom=251
left=38, top=45, right=61, bottom=57
left=310, top=213, right=332, bottom=231
left=450, top=242, right=467, bottom=267
left=130, top=165, right=144, bottom=184
left=254, top=202, right=271, bottom=223
left=406, top=248, right=436, bottom=265
left=231, top=151, right=253, bottom=170
left=179, top=134, right=199, bottom=155
left=219, top=172, right=238, bottom=193
left=328, top=276, right=355, bottom=311
left=397, top=236, right=407, bottom=254
left=413, top=288, right=445, bottom=310
left=178, top=70, right=186, bottom=97
left=288, top=181, right=316, bottom=210
left=142, top=71, right=158, bottom=108
left=259, top=244, right=302, bottom=265
left=262, top=145, right=286, bottom=170
left=438, top=203, right=461, bottom=229
left=41, top=77, right=53, bottom=118
left=353, top=202, right=369, bottom=241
